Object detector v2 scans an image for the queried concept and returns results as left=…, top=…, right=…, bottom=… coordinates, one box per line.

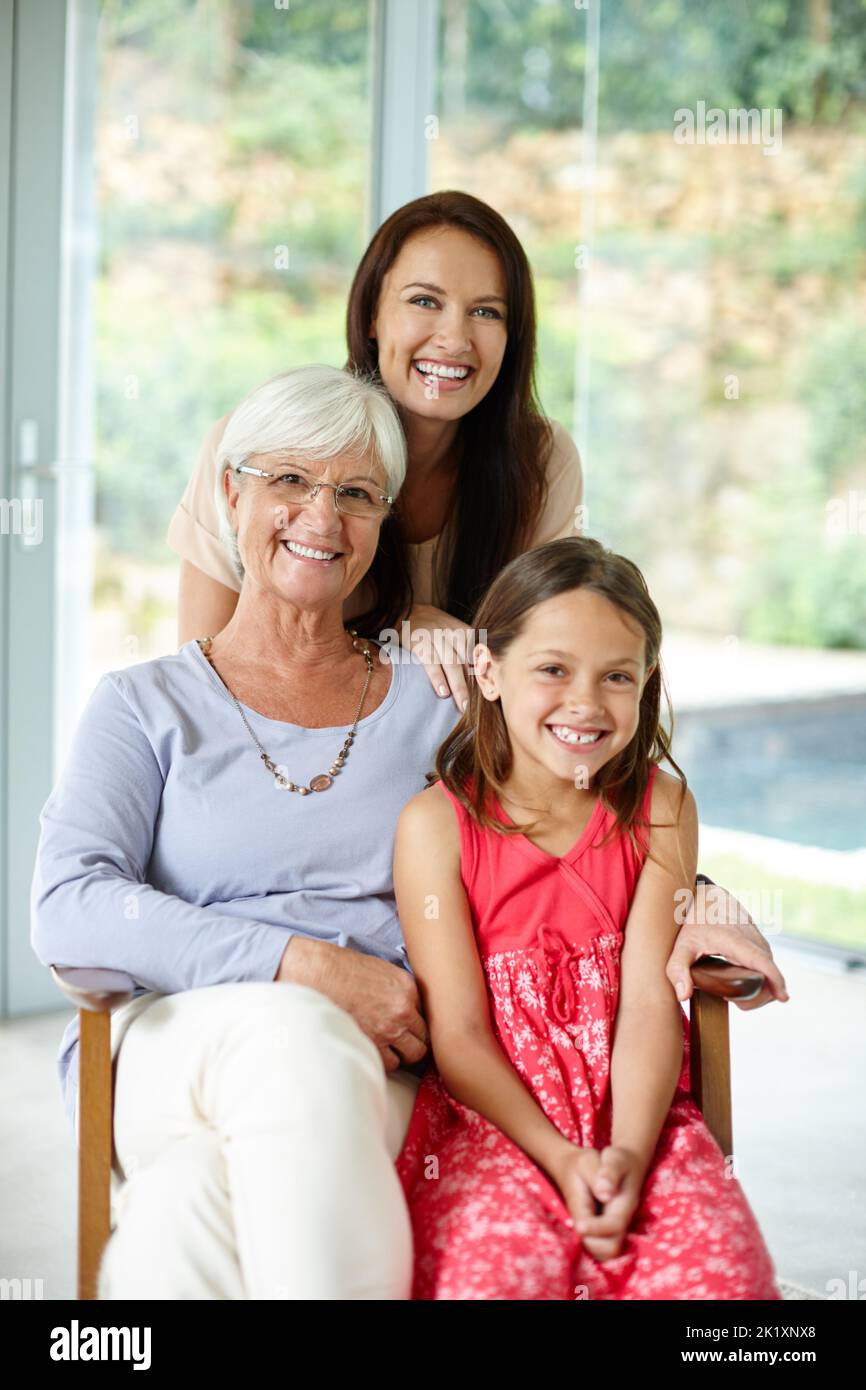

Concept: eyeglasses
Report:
left=234, top=461, right=393, bottom=520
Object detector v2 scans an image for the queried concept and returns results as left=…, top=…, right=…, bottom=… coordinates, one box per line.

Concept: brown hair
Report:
left=343, top=190, right=553, bottom=637
left=432, top=535, right=688, bottom=855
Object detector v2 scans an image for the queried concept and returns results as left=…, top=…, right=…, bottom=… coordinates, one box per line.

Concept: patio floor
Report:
left=662, top=630, right=866, bottom=712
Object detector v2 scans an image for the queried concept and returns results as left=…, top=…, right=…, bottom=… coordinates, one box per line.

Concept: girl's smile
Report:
left=546, top=723, right=612, bottom=752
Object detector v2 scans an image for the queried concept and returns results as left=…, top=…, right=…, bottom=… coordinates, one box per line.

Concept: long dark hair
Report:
left=344, top=190, right=553, bottom=638
left=433, top=536, right=688, bottom=855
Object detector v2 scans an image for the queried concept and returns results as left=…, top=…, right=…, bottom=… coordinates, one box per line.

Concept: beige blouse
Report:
left=166, top=411, right=584, bottom=622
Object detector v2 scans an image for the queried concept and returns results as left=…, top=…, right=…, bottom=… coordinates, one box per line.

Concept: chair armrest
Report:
left=49, top=965, right=137, bottom=1013
left=690, top=954, right=764, bottom=1002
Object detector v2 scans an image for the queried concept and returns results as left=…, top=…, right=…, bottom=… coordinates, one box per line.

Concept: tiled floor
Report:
left=1, top=938, right=862, bottom=1300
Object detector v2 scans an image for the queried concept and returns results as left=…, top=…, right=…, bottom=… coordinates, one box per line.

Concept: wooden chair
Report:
left=50, top=955, right=764, bottom=1301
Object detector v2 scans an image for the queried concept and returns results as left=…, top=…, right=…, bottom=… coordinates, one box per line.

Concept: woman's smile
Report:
left=411, top=357, right=477, bottom=393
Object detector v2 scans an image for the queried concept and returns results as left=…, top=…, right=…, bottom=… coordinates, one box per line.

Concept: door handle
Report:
left=13, top=418, right=94, bottom=548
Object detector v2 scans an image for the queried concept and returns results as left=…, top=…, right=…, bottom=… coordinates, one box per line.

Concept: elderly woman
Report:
left=31, top=365, right=786, bottom=1301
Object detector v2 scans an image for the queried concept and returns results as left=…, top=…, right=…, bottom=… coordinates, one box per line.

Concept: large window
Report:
left=53, top=0, right=866, bottom=950
left=430, top=0, right=866, bottom=950
left=67, top=0, right=374, bottom=689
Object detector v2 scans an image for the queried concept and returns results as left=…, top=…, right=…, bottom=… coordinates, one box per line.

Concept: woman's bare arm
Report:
left=178, top=559, right=239, bottom=646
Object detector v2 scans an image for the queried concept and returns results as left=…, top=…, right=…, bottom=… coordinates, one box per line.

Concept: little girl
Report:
left=393, top=535, right=782, bottom=1301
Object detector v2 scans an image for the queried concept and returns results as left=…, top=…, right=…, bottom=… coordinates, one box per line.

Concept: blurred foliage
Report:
left=731, top=318, right=866, bottom=648
left=98, top=0, right=368, bottom=74
left=94, top=283, right=349, bottom=552
left=91, top=0, right=866, bottom=651
left=735, top=472, right=866, bottom=649
left=437, top=0, right=866, bottom=132
left=99, top=0, right=866, bottom=131
left=801, top=318, right=866, bottom=484
left=92, top=0, right=370, bottom=556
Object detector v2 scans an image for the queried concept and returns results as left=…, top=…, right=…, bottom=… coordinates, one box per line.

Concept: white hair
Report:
left=213, top=364, right=408, bottom=583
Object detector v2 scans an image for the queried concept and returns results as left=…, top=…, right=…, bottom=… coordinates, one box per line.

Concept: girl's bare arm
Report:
left=610, top=770, right=700, bottom=1181
left=393, top=784, right=576, bottom=1185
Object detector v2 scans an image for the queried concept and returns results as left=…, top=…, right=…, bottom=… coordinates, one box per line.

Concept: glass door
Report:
left=4, top=0, right=386, bottom=1018
left=429, top=0, right=866, bottom=952
left=68, top=0, right=377, bottom=704
left=3, top=0, right=75, bottom=1017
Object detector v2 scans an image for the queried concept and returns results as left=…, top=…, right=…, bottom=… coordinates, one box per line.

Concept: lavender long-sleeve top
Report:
left=30, top=637, right=460, bottom=1135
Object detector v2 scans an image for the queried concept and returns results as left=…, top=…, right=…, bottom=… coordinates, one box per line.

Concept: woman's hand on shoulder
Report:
left=398, top=604, right=473, bottom=711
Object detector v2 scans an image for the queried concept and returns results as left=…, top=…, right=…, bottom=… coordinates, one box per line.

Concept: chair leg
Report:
left=78, top=1008, right=113, bottom=1300
left=690, top=989, right=733, bottom=1162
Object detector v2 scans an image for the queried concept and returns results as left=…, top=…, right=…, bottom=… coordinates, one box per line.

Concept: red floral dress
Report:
left=395, top=766, right=782, bottom=1300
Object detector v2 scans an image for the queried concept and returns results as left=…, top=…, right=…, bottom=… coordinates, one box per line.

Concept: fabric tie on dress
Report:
left=535, top=923, right=582, bottom=1027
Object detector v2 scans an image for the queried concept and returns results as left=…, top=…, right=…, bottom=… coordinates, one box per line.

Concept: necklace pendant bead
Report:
left=299, top=786, right=310, bottom=795
left=309, top=773, right=333, bottom=792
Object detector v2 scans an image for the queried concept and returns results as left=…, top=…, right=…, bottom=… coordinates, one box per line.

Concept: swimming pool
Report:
left=670, top=695, right=866, bottom=853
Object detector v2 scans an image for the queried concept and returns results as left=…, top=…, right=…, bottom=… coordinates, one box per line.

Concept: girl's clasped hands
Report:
left=554, top=1144, right=647, bottom=1262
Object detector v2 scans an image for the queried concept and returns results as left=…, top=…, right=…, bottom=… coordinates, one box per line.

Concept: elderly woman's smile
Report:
left=281, top=538, right=343, bottom=564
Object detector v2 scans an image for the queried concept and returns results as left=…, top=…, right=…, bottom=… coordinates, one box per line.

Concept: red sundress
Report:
left=394, top=764, right=782, bottom=1300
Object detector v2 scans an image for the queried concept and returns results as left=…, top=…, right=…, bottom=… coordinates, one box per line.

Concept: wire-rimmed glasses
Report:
left=234, top=460, right=393, bottom=520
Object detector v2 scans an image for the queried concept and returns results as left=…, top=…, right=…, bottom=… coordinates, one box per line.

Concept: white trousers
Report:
left=97, top=981, right=422, bottom=1300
